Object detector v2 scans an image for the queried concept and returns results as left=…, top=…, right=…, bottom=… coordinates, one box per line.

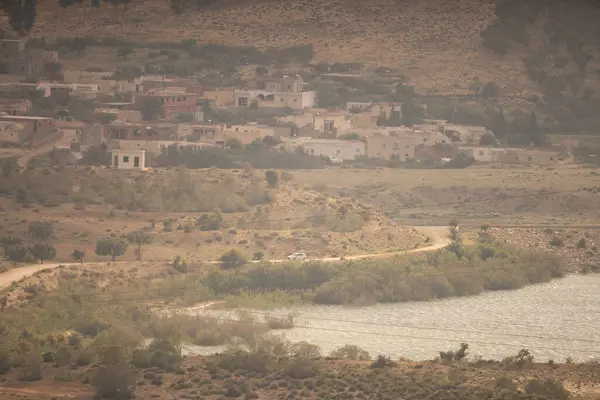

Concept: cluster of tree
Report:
left=95, top=230, right=152, bottom=261
left=155, top=142, right=327, bottom=170
left=1, top=221, right=56, bottom=264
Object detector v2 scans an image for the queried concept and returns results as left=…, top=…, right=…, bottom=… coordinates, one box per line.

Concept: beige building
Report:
left=0, top=98, right=31, bottom=116
left=235, top=75, right=315, bottom=110
left=281, top=137, right=365, bottom=160
left=0, top=116, right=56, bottom=139
left=366, top=134, right=416, bottom=161
left=459, top=146, right=565, bottom=165
left=203, top=87, right=235, bottom=107
left=312, top=112, right=353, bottom=136
left=94, top=108, right=142, bottom=123
left=110, top=149, right=146, bottom=170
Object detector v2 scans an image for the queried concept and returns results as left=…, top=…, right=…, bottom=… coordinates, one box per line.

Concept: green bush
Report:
left=330, top=344, right=370, bottom=360
left=219, top=249, right=247, bottom=269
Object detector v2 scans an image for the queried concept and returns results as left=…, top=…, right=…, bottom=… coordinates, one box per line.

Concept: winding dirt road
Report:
left=0, top=227, right=450, bottom=291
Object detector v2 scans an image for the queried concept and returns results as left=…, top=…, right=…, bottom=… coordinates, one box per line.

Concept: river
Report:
left=181, top=274, right=600, bottom=362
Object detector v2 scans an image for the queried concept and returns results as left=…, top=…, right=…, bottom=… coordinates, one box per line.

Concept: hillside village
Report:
left=0, top=37, right=574, bottom=169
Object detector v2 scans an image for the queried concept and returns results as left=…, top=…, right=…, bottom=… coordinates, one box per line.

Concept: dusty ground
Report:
left=19, top=0, right=599, bottom=96
left=0, top=167, right=428, bottom=264
left=0, top=357, right=598, bottom=400
left=292, top=165, right=600, bottom=226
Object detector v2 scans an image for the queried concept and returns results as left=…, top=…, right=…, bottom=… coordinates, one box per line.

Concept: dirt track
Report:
left=0, top=227, right=450, bottom=291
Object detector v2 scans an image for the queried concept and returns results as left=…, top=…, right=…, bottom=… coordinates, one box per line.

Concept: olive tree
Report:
left=29, top=244, right=56, bottom=264
left=95, top=237, right=129, bottom=261
left=125, top=231, right=152, bottom=261
left=28, top=221, right=54, bottom=241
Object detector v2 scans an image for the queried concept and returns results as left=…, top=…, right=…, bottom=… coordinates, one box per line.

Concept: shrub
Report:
left=330, top=345, right=370, bottom=360
left=265, top=170, right=279, bottom=188
left=94, top=364, right=136, bottom=399
left=290, top=341, right=321, bottom=359
left=283, top=359, right=320, bottom=379
left=19, top=352, right=42, bottom=382
left=29, top=243, right=57, bottom=264
left=252, top=251, right=265, bottom=261
left=549, top=237, right=564, bottom=247
left=371, top=355, right=396, bottom=369
left=439, top=343, right=468, bottom=362
left=196, top=213, right=224, bottom=231
left=220, top=249, right=247, bottom=269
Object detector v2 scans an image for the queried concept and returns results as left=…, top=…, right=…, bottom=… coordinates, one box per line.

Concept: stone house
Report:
left=62, top=70, right=113, bottom=83
left=366, top=134, right=416, bottom=161
left=281, top=137, right=365, bottom=160
left=312, top=112, right=353, bottom=136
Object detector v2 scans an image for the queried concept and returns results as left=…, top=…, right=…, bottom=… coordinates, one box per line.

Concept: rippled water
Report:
left=182, top=275, right=600, bottom=362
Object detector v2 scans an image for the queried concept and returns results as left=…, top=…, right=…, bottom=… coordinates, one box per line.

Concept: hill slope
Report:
left=16, top=0, right=598, bottom=95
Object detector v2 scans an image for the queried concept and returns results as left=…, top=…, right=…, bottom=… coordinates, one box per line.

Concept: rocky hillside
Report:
left=9, top=0, right=596, bottom=96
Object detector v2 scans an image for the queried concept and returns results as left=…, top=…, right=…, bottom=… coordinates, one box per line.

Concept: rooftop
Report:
left=0, top=115, right=53, bottom=121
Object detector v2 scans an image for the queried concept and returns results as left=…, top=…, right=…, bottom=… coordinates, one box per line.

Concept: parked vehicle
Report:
left=329, top=155, right=343, bottom=164
left=287, top=252, right=307, bottom=261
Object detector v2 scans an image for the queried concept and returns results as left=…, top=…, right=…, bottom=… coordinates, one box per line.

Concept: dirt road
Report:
left=0, top=227, right=450, bottom=291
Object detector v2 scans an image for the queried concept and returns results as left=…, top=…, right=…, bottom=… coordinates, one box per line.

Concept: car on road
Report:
left=287, top=252, right=307, bottom=261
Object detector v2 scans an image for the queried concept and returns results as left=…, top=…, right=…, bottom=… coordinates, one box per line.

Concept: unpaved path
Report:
left=0, top=227, right=450, bottom=291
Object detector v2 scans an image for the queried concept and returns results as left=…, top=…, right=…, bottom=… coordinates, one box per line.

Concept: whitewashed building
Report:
left=281, top=137, right=365, bottom=160
left=110, top=149, right=146, bottom=170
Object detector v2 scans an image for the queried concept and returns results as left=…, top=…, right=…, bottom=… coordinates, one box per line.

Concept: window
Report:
left=133, top=129, right=141, bottom=136
left=336, top=150, right=341, bottom=155
left=405, top=144, right=410, bottom=149
left=528, top=156, right=532, bottom=161
left=479, top=151, right=484, bottom=156
left=293, top=99, right=297, bottom=103
left=133, top=157, right=140, bottom=167
left=382, top=144, right=387, bottom=149
left=238, top=97, right=248, bottom=106
left=123, top=156, right=130, bottom=163
left=550, top=157, right=554, bottom=161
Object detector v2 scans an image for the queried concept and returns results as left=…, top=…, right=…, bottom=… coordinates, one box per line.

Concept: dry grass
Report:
left=292, top=166, right=600, bottom=226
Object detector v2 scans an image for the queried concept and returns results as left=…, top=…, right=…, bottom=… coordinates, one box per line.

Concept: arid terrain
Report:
left=15, top=0, right=600, bottom=97
left=293, top=166, right=600, bottom=226
left=0, top=167, right=427, bottom=265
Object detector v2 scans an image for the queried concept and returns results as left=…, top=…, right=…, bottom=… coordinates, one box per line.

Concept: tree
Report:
left=79, top=143, right=111, bottom=166
left=219, top=249, right=247, bottom=269
left=94, top=364, right=136, bottom=400
left=28, top=221, right=54, bottom=241
left=446, top=219, right=464, bottom=258
left=226, top=138, right=243, bottom=150
left=140, top=97, right=163, bottom=121
left=95, top=237, right=129, bottom=261
left=401, top=101, right=424, bottom=126
left=29, top=244, right=56, bottom=264
left=125, top=231, right=152, bottom=261
left=265, top=170, right=279, bottom=188
left=71, top=249, right=85, bottom=264
left=479, top=133, right=497, bottom=146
